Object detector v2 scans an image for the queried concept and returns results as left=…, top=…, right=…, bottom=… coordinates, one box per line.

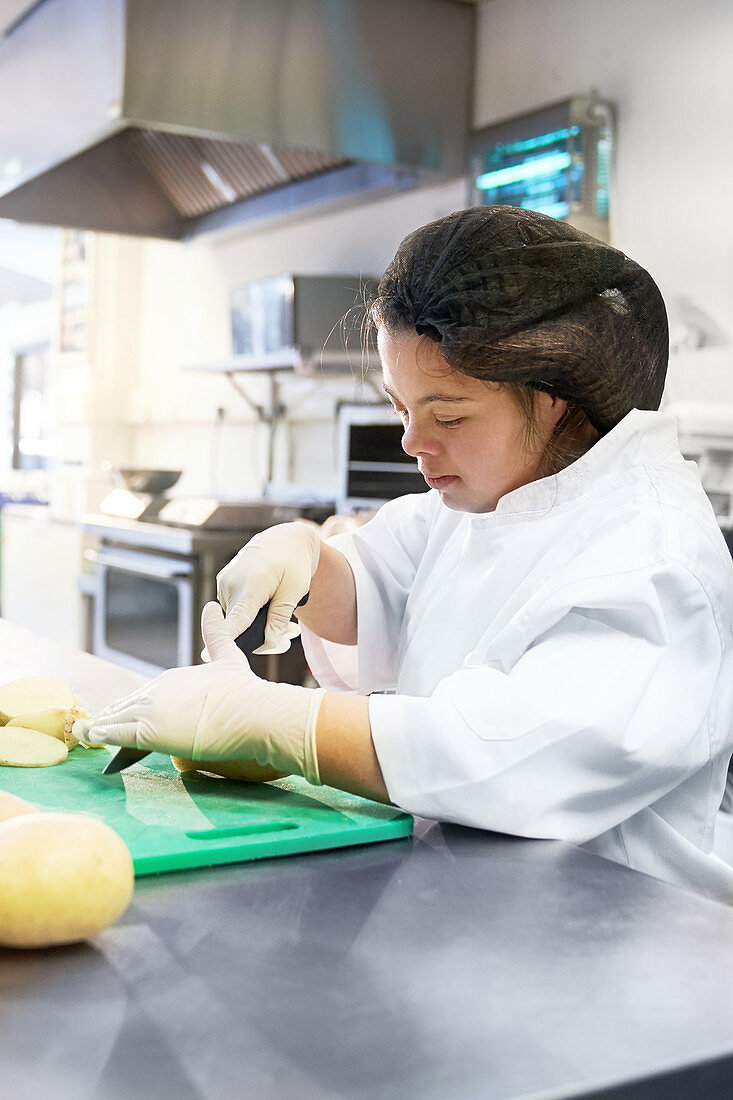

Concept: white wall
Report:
left=129, top=178, right=467, bottom=499
left=474, top=0, right=733, bottom=342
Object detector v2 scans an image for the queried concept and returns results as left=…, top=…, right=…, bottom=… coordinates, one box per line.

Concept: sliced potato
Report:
left=8, top=707, right=87, bottom=750
left=0, top=676, right=76, bottom=721
left=0, top=678, right=92, bottom=755
left=171, top=755, right=288, bottom=783
left=0, top=790, right=37, bottom=823
left=0, top=727, right=68, bottom=768
left=0, top=812, right=134, bottom=948
left=7, top=708, right=68, bottom=742
left=62, top=709, right=88, bottom=750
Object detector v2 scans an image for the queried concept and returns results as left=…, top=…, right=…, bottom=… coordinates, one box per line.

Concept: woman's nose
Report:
left=402, top=419, right=437, bottom=457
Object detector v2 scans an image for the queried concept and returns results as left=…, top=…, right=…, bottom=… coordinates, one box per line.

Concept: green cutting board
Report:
left=0, top=749, right=412, bottom=876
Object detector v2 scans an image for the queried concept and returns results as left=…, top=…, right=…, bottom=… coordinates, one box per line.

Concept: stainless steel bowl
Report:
left=112, top=467, right=183, bottom=495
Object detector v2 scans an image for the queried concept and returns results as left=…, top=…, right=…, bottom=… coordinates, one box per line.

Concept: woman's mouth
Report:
left=423, top=474, right=458, bottom=490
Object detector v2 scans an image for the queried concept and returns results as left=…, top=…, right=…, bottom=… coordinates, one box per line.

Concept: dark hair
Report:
left=503, top=381, right=599, bottom=477
left=368, top=206, right=669, bottom=441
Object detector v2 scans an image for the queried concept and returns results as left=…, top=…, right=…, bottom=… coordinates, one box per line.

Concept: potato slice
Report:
left=8, top=709, right=85, bottom=750
left=0, top=676, right=76, bottom=720
left=0, top=678, right=92, bottom=751
left=0, top=790, right=37, bottom=823
left=0, top=812, right=134, bottom=948
left=171, top=755, right=288, bottom=783
left=0, top=727, right=68, bottom=767
left=7, top=708, right=68, bottom=742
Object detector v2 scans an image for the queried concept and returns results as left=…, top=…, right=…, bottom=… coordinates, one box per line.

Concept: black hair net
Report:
left=372, top=206, right=669, bottom=435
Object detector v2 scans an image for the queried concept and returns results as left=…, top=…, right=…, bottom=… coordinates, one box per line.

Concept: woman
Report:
left=88, top=207, right=733, bottom=901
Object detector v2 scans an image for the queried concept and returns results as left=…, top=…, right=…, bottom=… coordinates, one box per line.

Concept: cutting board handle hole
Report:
left=185, top=822, right=299, bottom=841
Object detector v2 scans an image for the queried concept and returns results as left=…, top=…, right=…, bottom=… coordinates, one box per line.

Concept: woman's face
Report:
left=378, top=329, right=567, bottom=513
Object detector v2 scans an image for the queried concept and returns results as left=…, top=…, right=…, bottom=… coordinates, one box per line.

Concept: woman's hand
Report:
left=213, top=521, right=321, bottom=655
left=87, top=602, right=325, bottom=783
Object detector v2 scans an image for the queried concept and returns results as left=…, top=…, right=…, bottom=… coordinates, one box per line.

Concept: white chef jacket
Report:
left=302, top=410, right=733, bottom=902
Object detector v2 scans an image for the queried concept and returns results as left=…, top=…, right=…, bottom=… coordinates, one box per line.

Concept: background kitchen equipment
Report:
left=469, top=96, right=613, bottom=242
left=98, top=463, right=184, bottom=523
left=0, top=0, right=472, bottom=239
left=79, top=500, right=331, bottom=681
left=190, top=273, right=382, bottom=496
left=109, top=465, right=182, bottom=494
left=227, top=274, right=379, bottom=374
left=336, top=402, right=429, bottom=514
left=89, top=540, right=199, bottom=677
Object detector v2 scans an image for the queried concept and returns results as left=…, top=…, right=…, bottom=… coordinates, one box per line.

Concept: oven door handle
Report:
left=95, top=548, right=194, bottom=581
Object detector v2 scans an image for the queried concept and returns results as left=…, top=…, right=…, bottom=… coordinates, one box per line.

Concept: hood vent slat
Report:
left=124, top=129, right=350, bottom=218
left=0, top=0, right=474, bottom=238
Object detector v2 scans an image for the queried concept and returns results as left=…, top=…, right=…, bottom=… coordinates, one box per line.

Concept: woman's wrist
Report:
left=296, top=542, right=358, bottom=645
left=315, top=692, right=390, bottom=804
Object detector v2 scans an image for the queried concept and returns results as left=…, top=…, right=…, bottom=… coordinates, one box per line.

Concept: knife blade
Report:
left=102, top=594, right=308, bottom=775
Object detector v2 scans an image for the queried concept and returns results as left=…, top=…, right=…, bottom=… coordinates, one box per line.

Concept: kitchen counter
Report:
left=3, top=620, right=733, bottom=1099
left=78, top=513, right=255, bottom=557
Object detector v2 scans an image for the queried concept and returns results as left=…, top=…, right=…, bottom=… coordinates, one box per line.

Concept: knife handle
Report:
left=234, top=600, right=270, bottom=658
left=234, top=592, right=309, bottom=659
left=103, top=593, right=309, bottom=775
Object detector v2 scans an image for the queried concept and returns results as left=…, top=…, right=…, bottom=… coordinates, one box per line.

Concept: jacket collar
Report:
left=469, top=409, right=681, bottom=523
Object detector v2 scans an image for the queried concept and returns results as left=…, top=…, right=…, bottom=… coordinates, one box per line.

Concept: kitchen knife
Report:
left=101, top=595, right=308, bottom=775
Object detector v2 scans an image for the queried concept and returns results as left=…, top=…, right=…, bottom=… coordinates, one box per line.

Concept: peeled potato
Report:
left=8, top=708, right=68, bottom=741
left=0, top=676, right=76, bottom=721
left=171, top=756, right=288, bottom=783
left=0, top=677, right=90, bottom=751
left=0, top=812, right=134, bottom=948
left=0, top=727, right=68, bottom=767
left=8, top=709, right=83, bottom=751
left=0, top=790, right=37, bottom=823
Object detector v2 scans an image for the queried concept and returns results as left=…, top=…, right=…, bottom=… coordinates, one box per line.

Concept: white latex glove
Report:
left=209, top=521, right=321, bottom=658
left=86, top=602, right=326, bottom=784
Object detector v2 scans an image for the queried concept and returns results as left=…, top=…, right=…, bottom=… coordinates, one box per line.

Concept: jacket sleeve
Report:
left=302, top=493, right=435, bottom=694
left=369, top=558, right=728, bottom=843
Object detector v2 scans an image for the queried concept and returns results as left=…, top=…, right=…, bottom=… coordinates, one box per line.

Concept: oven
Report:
left=81, top=505, right=331, bottom=683
left=92, top=545, right=197, bottom=678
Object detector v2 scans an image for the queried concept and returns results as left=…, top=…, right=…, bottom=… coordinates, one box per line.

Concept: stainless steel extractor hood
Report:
left=0, top=0, right=474, bottom=240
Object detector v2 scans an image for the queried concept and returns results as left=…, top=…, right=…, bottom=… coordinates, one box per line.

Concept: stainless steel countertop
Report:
left=78, top=513, right=254, bottom=556
left=3, top=619, right=733, bottom=1099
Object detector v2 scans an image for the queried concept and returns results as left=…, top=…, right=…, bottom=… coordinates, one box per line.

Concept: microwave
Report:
left=336, top=403, right=429, bottom=514
left=230, top=274, right=378, bottom=374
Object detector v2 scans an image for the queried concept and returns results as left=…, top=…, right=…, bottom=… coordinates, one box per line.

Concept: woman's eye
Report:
left=435, top=417, right=464, bottom=428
